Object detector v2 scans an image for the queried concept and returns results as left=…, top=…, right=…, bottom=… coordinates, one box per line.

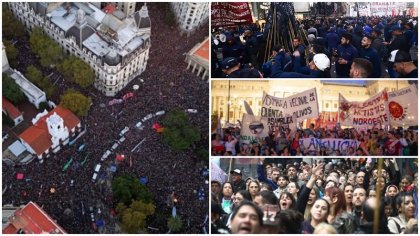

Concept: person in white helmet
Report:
left=271, top=48, right=331, bottom=78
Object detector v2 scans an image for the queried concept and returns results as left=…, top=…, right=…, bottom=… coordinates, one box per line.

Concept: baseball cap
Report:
left=230, top=169, right=242, bottom=175
left=389, top=50, right=412, bottom=63
left=391, top=26, right=403, bottom=31
left=313, top=53, right=330, bottom=71
left=221, top=57, right=239, bottom=70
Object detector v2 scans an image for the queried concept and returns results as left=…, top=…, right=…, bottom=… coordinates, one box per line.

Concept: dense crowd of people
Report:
left=211, top=124, right=418, bottom=156
left=211, top=158, right=418, bottom=234
left=2, top=3, right=208, bottom=234
left=211, top=15, right=418, bottom=78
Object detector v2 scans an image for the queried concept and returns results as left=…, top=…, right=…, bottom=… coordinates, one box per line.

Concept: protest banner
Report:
left=261, top=88, right=319, bottom=130
left=211, top=3, right=254, bottom=28
left=388, top=84, right=418, bottom=127
left=339, top=90, right=389, bottom=129
left=299, top=138, right=360, bottom=153
left=240, top=114, right=269, bottom=145
left=211, top=158, right=227, bottom=184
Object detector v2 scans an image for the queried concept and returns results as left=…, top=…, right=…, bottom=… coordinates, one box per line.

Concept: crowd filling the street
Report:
left=212, top=125, right=418, bottom=156
left=211, top=158, right=418, bottom=234
left=211, top=3, right=418, bottom=78
left=2, top=3, right=209, bottom=234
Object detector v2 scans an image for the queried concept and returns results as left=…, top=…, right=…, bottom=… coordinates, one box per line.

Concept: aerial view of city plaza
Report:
left=2, top=2, right=209, bottom=234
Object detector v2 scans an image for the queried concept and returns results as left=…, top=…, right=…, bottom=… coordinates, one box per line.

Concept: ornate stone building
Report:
left=7, top=2, right=151, bottom=97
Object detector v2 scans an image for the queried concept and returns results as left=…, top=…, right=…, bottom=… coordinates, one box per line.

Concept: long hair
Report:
left=325, top=186, right=346, bottom=215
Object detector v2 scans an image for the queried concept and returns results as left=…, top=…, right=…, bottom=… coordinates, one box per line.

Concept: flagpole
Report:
left=227, top=158, right=233, bottom=182
left=373, top=158, right=384, bottom=234
left=227, top=80, right=231, bottom=125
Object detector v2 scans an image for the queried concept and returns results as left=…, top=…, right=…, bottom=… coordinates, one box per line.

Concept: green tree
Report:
left=116, top=200, right=155, bottom=234
left=30, top=27, right=63, bottom=67
left=2, top=112, right=15, bottom=127
left=25, top=65, right=55, bottom=98
left=112, top=175, right=152, bottom=206
left=195, top=148, right=208, bottom=162
left=58, top=56, right=94, bottom=88
left=3, top=40, right=18, bottom=63
left=167, top=216, right=183, bottom=233
left=25, top=65, right=43, bottom=84
left=29, top=27, right=46, bottom=55
left=39, top=42, right=63, bottom=67
left=38, top=101, right=50, bottom=112
left=2, top=3, right=25, bottom=40
left=60, top=89, right=92, bottom=117
left=2, top=73, right=25, bottom=104
left=162, top=109, right=200, bottom=150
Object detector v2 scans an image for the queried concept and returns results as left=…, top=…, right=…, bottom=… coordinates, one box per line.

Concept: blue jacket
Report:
left=257, top=164, right=277, bottom=190
left=326, top=31, right=339, bottom=50
left=336, top=43, right=359, bottom=77
left=222, top=42, right=244, bottom=59
left=359, top=47, right=381, bottom=77
left=271, top=52, right=324, bottom=78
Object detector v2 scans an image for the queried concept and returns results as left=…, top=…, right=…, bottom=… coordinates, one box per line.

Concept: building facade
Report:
left=211, top=80, right=411, bottom=124
left=185, top=37, right=209, bottom=80
left=19, top=106, right=82, bottom=162
left=2, top=97, right=24, bottom=126
left=3, top=40, right=48, bottom=109
left=2, top=202, right=66, bottom=234
left=171, top=2, right=209, bottom=35
left=7, top=2, right=151, bottom=97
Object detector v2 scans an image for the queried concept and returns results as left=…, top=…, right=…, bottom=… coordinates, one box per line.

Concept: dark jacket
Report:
left=336, top=43, right=359, bottom=77
left=226, top=67, right=261, bottom=78
left=354, top=221, right=391, bottom=234
left=331, top=212, right=356, bottom=234
left=272, top=52, right=325, bottom=78
left=257, top=164, right=277, bottom=190
left=359, top=47, right=382, bottom=77
left=388, top=34, right=410, bottom=52
left=230, top=179, right=246, bottom=194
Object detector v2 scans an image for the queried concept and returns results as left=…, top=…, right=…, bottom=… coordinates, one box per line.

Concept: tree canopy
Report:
left=2, top=3, right=25, bottom=40
left=25, top=65, right=55, bottom=98
left=162, top=109, right=200, bottom=150
left=58, top=56, right=95, bottom=88
left=2, top=73, right=26, bottom=105
left=29, top=27, right=63, bottom=67
left=3, top=40, right=18, bottom=66
left=116, top=200, right=155, bottom=234
left=167, top=216, right=183, bottom=233
left=59, top=89, right=92, bottom=117
left=112, top=175, right=152, bottom=206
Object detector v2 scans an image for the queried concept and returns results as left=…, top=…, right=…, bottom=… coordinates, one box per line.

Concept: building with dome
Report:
left=7, top=2, right=151, bottom=97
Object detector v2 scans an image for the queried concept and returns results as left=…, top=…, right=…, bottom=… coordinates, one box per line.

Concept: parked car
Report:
left=92, top=173, right=98, bottom=182
left=155, top=110, right=165, bottom=116
left=94, top=164, right=101, bottom=173
left=186, top=109, right=198, bottom=113
left=100, top=150, right=111, bottom=162
left=119, top=126, right=129, bottom=136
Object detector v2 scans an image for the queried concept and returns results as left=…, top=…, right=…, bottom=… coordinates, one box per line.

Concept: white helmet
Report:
left=313, top=53, right=330, bottom=71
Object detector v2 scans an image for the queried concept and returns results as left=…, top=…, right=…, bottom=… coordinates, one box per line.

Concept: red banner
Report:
left=211, top=2, right=253, bottom=28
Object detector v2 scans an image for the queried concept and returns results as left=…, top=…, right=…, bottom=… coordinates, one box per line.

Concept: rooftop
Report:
left=41, top=2, right=151, bottom=62
left=2, top=97, right=22, bottom=119
left=19, top=106, right=81, bottom=155
left=2, top=202, right=66, bottom=234
left=8, top=70, right=45, bottom=100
